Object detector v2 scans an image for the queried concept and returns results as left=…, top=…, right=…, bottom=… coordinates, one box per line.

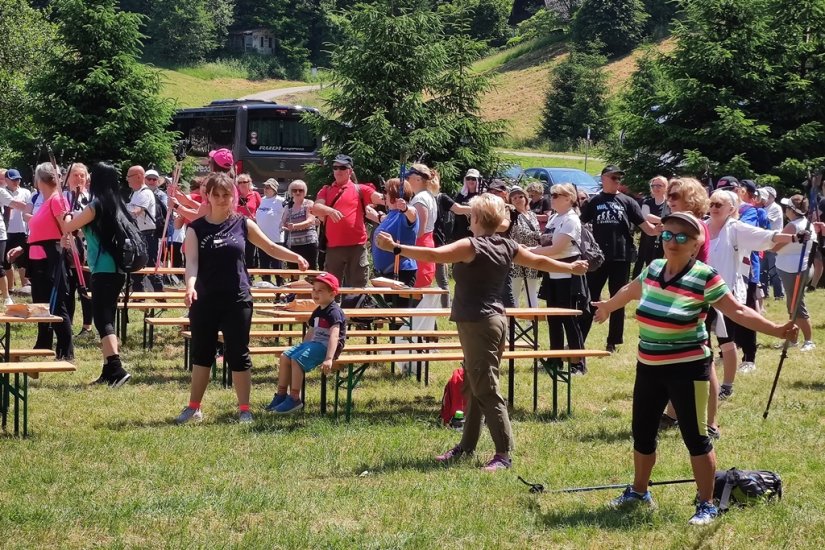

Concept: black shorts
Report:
left=3, top=233, right=27, bottom=271
left=632, top=359, right=713, bottom=457
left=189, top=294, right=253, bottom=372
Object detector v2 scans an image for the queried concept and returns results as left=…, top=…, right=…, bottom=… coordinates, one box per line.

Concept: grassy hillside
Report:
left=478, top=37, right=677, bottom=145
left=157, top=64, right=307, bottom=108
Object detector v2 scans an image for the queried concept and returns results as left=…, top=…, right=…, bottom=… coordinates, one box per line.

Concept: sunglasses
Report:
left=650, top=184, right=665, bottom=189
left=668, top=192, right=682, bottom=200
left=606, top=175, right=622, bottom=181
left=291, top=189, right=305, bottom=194
left=550, top=193, right=567, bottom=199
left=661, top=230, right=692, bottom=244
left=406, top=169, right=429, bottom=180
left=709, top=201, right=725, bottom=209
left=332, top=165, right=349, bottom=171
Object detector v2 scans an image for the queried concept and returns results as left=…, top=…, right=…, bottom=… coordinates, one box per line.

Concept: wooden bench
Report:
left=6, top=349, right=56, bottom=364
left=180, top=329, right=304, bottom=371
left=322, top=349, right=610, bottom=421
left=143, top=316, right=301, bottom=350
left=0, top=361, right=75, bottom=436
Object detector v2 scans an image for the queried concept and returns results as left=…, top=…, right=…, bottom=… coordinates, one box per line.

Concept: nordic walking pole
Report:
left=48, top=151, right=88, bottom=295
left=517, top=476, right=696, bottom=494
left=155, top=161, right=182, bottom=274
left=394, top=156, right=408, bottom=280
left=763, top=228, right=810, bottom=419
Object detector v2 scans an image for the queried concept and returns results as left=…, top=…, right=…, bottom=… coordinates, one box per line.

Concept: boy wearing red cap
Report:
left=267, top=272, right=347, bottom=414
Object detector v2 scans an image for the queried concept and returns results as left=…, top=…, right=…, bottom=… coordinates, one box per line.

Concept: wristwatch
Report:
left=393, top=245, right=402, bottom=256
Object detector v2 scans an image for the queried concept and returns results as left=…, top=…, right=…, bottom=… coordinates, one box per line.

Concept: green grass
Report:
left=2, top=288, right=825, bottom=547
left=500, top=153, right=594, bottom=173
left=473, top=35, right=564, bottom=74
left=174, top=59, right=249, bottom=80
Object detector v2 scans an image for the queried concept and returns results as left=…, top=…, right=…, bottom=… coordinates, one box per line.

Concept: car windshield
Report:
left=549, top=169, right=598, bottom=188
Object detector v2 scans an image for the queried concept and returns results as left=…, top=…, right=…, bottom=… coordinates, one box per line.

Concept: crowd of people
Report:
left=1, top=149, right=820, bottom=526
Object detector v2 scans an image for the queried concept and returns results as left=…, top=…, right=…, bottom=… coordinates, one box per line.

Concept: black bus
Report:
left=171, top=99, right=321, bottom=190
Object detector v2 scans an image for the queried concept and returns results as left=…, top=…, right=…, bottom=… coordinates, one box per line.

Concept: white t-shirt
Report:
left=545, top=211, right=581, bottom=279
left=766, top=202, right=784, bottom=231
left=0, top=188, right=14, bottom=240
left=410, top=190, right=437, bottom=234
left=6, top=187, right=31, bottom=234
left=776, top=217, right=813, bottom=274
left=256, top=195, right=286, bottom=243
left=128, top=185, right=156, bottom=232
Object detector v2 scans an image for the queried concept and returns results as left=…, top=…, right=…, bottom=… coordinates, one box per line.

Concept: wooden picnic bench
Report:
left=140, top=313, right=301, bottom=350
left=0, top=361, right=76, bottom=436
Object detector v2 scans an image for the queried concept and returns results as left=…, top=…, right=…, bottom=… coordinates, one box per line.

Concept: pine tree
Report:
left=571, top=0, right=649, bottom=57
left=539, top=49, right=610, bottom=146
left=304, top=0, right=503, bottom=192
left=28, top=0, right=176, bottom=170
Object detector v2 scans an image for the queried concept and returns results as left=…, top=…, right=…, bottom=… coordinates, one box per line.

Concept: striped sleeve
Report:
left=704, top=269, right=729, bottom=304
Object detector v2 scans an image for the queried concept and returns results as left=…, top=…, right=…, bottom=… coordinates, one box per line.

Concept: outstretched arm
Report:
left=514, top=246, right=588, bottom=275
left=591, top=278, right=642, bottom=323
left=246, top=219, right=309, bottom=269
left=375, top=231, right=474, bottom=264
left=714, top=293, right=797, bottom=340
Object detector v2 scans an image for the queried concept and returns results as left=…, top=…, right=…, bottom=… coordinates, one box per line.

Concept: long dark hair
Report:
left=88, top=162, right=135, bottom=262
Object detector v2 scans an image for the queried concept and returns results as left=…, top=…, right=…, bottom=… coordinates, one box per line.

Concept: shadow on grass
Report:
left=789, top=380, right=825, bottom=391
left=526, top=498, right=660, bottom=531
left=575, top=427, right=634, bottom=444
left=351, top=455, right=454, bottom=475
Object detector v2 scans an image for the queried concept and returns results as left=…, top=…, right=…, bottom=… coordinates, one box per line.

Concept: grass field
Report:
left=157, top=66, right=306, bottom=108
left=1, top=282, right=825, bottom=548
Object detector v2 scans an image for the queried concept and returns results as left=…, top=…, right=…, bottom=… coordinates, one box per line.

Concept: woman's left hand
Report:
left=775, top=321, right=799, bottom=342
left=376, top=231, right=395, bottom=252
left=570, top=260, right=589, bottom=275
left=296, top=256, right=309, bottom=271
left=60, top=234, right=72, bottom=249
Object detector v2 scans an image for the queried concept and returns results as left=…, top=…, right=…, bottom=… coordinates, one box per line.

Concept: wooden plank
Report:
left=247, top=341, right=533, bottom=355
left=145, top=317, right=300, bottom=326
left=0, top=361, right=76, bottom=374
left=0, top=315, right=64, bottom=323
left=260, top=307, right=581, bottom=320
left=332, top=349, right=610, bottom=365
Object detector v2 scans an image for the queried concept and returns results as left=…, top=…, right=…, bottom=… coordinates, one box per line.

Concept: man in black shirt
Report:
left=451, top=168, right=482, bottom=241
left=579, top=165, right=655, bottom=352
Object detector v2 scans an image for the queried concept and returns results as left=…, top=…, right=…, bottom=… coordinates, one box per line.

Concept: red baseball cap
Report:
left=312, top=272, right=340, bottom=293
left=208, top=148, right=234, bottom=169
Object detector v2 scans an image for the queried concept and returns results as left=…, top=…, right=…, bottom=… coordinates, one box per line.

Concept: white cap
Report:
left=762, top=186, right=777, bottom=199
left=145, top=169, right=160, bottom=179
left=465, top=168, right=481, bottom=179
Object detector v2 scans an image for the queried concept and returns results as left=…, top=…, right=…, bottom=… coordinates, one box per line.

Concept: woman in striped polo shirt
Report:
left=592, top=212, right=798, bottom=526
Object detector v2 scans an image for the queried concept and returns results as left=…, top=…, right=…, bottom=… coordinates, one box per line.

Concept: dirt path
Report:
left=240, top=84, right=321, bottom=101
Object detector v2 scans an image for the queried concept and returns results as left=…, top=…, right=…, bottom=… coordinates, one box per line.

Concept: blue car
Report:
left=522, top=167, right=601, bottom=197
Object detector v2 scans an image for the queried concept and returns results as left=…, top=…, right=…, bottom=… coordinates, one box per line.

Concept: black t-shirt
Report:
left=580, top=192, right=645, bottom=262
left=637, top=196, right=667, bottom=264
left=451, top=191, right=478, bottom=241
left=434, top=193, right=457, bottom=246
left=530, top=197, right=551, bottom=216
left=308, top=302, right=347, bottom=357
left=189, top=214, right=251, bottom=302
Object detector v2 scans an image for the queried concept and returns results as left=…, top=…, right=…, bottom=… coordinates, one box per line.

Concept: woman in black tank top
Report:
left=174, top=173, right=309, bottom=425
left=376, top=194, right=587, bottom=471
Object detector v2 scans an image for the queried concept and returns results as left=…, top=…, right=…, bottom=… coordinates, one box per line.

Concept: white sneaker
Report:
left=3, top=296, right=13, bottom=306
left=175, top=406, right=203, bottom=424
left=800, top=341, right=816, bottom=352
left=738, top=361, right=756, bottom=373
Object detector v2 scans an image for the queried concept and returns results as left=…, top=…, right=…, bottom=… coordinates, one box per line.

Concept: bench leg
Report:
left=184, top=339, right=190, bottom=371
left=320, top=372, right=327, bottom=415
left=22, top=374, right=28, bottom=437
left=13, top=373, right=20, bottom=436
left=508, top=317, right=516, bottom=408
left=345, top=363, right=354, bottom=422
left=533, top=360, right=539, bottom=413
left=334, top=370, right=340, bottom=419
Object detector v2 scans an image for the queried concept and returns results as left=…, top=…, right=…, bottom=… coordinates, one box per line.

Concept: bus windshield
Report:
left=246, top=111, right=317, bottom=153
left=172, top=109, right=235, bottom=156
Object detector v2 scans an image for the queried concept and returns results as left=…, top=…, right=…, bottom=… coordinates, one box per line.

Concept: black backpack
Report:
left=710, top=468, right=783, bottom=512
left=114, top=209, right=149, bottom=273
left=577, top=223, right=605, bottom=273
left=147, top=188, right=168, bottom=239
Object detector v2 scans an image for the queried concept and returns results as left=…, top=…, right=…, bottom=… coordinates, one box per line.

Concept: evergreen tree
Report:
left=571, top=0, right=649, bottom=57
left=304, top=0, right=503, bottom=192
left=610, top=0, right=825, bottom=190
left=0, top=0, right=57, bottom=166
left=146, top=0, right=234, bottom=64
left=28, top=0, right=176, bottom=170
left=539, top=49, right=610, bottom=146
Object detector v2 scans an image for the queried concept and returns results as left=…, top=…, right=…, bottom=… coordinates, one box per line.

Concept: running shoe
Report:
left=4, top=296, right=13, bottom=306
left=658, top=413, right=678, bottom=431
left=737, top=361, right=756, bottom=373
left=75, top=327, right=95, bottom=339
left=688, top=501, right=719, bottom=525
left=238, top=410, right=254, bottom=424
left=609, top=485, right=655, bottom=509
left=606, top=344, right=618, bottom=354
left=435, top=445, right=469, bottom=463
left=570, top=362, right=587, bottom=375
left=718, top=385, right=733, bottom=400
left=109, top=371, right=131, bottom=388
left=800, top=341, right=816, bottom=352
left=273, top=395, right=303, bottom=414
left=482, top=454, right=512, bottom=472
left=265, top=393, right=288, bottom=411
left=175, top=406, right=203, bottom=424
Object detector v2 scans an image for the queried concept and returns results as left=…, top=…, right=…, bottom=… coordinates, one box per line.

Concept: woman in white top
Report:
left=773, top=194, right=816, bottom=351
left=706, top=189, right=797, bottom=399
left=533, top=183, right=586, bottom=374
left=407, top=163, right=437, bottom=288
left=256, top=179, right=286, bottom=281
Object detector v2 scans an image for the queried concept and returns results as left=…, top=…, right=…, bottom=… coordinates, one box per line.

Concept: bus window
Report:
left=173, top=112, right=235, bottom=156
left=245, top=111, right=317, bottom=153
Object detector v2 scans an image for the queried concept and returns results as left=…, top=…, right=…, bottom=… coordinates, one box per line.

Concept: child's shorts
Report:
left=283, top=341, right=327, bottom=372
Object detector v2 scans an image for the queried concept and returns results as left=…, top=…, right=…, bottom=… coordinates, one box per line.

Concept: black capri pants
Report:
left=632, top=358, right=713, bottom=457
left=91, top=272, right=126, bottom=338
left=189, top=293, right=253, bottom=372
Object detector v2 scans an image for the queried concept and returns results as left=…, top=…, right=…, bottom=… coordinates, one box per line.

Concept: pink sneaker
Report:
left=483, top=454, right=512, bottom=472
left=435, top=445, right=468, bottom=463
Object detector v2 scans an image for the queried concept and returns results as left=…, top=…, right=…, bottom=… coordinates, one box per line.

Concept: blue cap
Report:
left=5, top=169, right=21, bottom=180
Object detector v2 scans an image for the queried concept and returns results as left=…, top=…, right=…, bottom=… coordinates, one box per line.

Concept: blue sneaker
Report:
left=265, top=393, right=288, bottom=411
left=688, top=501, right=719, bottom=525
left=609, top=485, right=655, bottom=509
left=274, top=395, right=304, bottom=414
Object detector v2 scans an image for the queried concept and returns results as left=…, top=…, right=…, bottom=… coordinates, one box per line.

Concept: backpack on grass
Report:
left=440, top=367, right=466, bottom=425
left=710, top=468, right=783, bottom=512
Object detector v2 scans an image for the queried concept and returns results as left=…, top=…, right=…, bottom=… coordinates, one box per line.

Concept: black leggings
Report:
left=29, top=255, right=73, bottom=359
left=544, top=275, right=584, bottom=352
left=632, top=360, right=713, bottom=457
left=733, top=279, right=758, bottom=362
left=67, top=272, right=93, bottom=327
left=189, top=294, right=252, bottom=371
left=91, top=272, right=126, bottom=338
left=288, top=243, right=318, bottom=270
left=580, top=260, right=631, bottom=346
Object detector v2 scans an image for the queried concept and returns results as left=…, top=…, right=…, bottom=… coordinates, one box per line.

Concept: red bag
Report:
left=440, top=367, right=466, bottom=425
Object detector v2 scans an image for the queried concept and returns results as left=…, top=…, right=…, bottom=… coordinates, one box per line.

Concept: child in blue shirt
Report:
left=267, top=272, right=346, bottom=414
